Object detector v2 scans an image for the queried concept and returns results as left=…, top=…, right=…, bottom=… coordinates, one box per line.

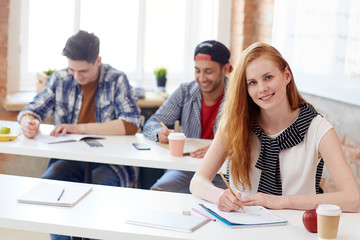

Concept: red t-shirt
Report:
left=201, top=96, right=223, bottom=139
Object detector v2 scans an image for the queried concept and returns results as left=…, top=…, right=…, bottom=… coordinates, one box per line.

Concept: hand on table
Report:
left=190, top=144, right=210, bottom=158
left=50, top=124, right=80, bottom=136
left=242, top=192, right=284, bottom=210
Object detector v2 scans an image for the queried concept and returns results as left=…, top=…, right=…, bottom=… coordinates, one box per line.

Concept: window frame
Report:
left=7, top=0, right=231, bottom=94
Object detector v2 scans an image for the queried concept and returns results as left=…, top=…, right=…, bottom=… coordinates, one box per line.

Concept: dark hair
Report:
left=62, top=30, right=100, bottom=63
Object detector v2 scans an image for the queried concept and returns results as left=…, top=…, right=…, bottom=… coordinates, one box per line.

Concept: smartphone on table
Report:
left=132, top=143, right=151, bottom=150
left=84, top=139, right=104, bottom=147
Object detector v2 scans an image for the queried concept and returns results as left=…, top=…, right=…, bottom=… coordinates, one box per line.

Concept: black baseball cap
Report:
left=194, top=40, right=230, bottom=65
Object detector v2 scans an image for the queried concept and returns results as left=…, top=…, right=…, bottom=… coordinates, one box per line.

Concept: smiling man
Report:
left=143, top=40, right=231, bottom=193
left=18, top=30, right=141, bottom=240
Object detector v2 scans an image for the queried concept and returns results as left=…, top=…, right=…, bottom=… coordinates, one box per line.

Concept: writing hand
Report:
left=217, top=189, right=243, bottom=212
left=157, top=128, right=173, bottom=143
left=21, top=117, right=40, bottom=138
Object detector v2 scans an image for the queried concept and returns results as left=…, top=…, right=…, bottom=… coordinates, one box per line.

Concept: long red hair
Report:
left=218, top=42, right=306, bottom=191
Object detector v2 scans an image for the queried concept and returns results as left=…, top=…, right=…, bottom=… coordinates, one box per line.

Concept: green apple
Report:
left=0, top=126, right=11, bottom=134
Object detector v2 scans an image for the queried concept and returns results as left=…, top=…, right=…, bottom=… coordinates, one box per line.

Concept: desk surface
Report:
left=0, top=120, right=217, bottom=172
left=0, top=174, right=359, bottom=240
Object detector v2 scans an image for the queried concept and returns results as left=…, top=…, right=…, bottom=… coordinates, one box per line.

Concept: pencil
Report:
left=160, top=121, right=171, bottom=133
left=25, top=112, right=35, bottom=126
left=219, top=172, right=245, bottom=213
left=192, top=208, right=216, bottom=221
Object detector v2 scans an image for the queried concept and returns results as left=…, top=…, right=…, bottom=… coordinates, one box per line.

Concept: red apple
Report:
left=302, top=208, right=317, bottom=233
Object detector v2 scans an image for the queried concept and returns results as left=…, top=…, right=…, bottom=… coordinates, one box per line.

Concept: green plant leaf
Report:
left=153, top=67, right=167, bottom=79
left=43, top=69, right=56, bottom=76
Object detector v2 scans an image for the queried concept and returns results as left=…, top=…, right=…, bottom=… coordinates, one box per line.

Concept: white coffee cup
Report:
left=168, top=132, right=186, bottom=157
left=316, top=204, right=342, bottom=240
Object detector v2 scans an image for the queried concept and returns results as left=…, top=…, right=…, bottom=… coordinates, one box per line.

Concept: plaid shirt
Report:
left=143, top=78, right=227, bottom=141
left=18, top=64, right=141, bottom=186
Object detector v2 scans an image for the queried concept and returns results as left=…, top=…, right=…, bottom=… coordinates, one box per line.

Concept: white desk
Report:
left=0, top=174, right=359, bottom=240
left=0, top=120, right=217, bottom=172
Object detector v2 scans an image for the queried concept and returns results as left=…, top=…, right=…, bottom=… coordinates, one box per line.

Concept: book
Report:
left=199, top=203, right=287, bottom=228
left=126, top=210, right=210, bottom=232
left=34, top=133, right=105, bottom=144
left=17, top=182, right=93, bottom=207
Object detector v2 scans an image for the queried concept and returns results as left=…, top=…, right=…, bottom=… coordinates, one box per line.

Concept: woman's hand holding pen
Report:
left=217, top=189, right=244, bottom=212
left=218, top=172, right=246, bottom=212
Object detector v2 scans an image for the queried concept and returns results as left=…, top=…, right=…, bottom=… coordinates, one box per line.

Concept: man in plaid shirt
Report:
left=19, top=30, right=141, bottom=240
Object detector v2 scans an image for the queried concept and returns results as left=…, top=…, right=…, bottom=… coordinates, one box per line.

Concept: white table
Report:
left=0, top=120, right=222, bottom=172
left=0, top=174, right=359, bottom=240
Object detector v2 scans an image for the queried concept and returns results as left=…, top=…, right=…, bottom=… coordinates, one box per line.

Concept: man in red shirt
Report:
left=143, top=40, right=232, bottom=193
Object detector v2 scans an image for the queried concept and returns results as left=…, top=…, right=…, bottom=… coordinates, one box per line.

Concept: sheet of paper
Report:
left=203, top=203, right=286, bottom=225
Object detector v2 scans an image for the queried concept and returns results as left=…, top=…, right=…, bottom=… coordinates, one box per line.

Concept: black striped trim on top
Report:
left=252, top=103, right=323, bottom=195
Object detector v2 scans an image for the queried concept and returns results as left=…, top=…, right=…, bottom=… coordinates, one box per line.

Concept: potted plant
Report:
left=36, top=69, right=56, bottom=93
left=153, top=67, right=167, bottom=92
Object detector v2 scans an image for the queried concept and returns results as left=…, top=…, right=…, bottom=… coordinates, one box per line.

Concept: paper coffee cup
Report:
left=316, top=204, right=341, bottom=240
left=168, top=133, right=186, bottom=157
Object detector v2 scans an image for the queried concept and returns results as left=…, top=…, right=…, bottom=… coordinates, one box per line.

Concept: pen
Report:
left=57, top=188, right=65, bottom=201
left=160, top=121, right=171, bottom=133
left=219, top=172, right=245, bottom=213
left=192, top=208, right=216, bottom=222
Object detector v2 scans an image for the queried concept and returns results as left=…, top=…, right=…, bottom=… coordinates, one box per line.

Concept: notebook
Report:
left=199, top=203, right=287, bottom=228
left=34, top=133, right=105, bottom=144
left=126, top=210, right=210, bottom=232
left=17, top=182, right=93, bottom=207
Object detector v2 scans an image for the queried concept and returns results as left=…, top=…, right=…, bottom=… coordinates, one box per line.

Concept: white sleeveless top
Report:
left=230, top=115, right=333, bottom=197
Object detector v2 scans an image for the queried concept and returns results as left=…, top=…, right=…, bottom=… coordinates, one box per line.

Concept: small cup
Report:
left=316, top=204, right=342, bottom=240
left=168, top=132, right=186, bottom=157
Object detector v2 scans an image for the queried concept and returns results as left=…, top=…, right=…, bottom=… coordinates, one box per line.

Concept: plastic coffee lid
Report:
left=168, top=132, right=186, bottom=140
left=316, top=204, right=342, bottom=216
